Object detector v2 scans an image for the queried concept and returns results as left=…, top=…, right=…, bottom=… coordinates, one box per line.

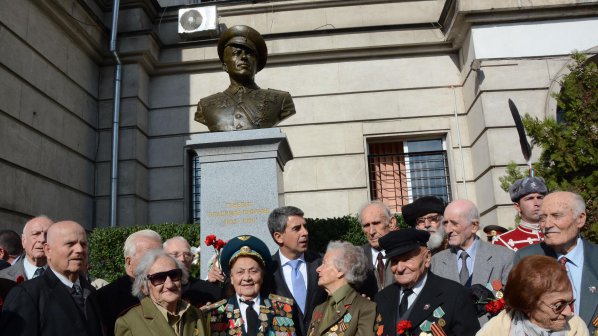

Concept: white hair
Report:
left=326, top=241, right=368, bottom=287
left=163, top=236, right=191, bottom=250
left=131, top=249, right=188, bottom=299
left=123, top=230, right=162, bottom=259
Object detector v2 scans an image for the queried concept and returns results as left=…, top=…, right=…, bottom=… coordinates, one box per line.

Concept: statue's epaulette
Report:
left=266, top=88, right=289, bottom=95
left=268, top=293, right=294, bottom=305
left=199, top=92, right=226, bottom=104
left=199, top=298, right=227, bottom=312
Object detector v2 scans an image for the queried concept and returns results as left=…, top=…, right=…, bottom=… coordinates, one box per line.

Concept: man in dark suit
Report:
left=0, top=215, right=53, bottom=282
left=92, top=229, right=162, bottom=336
left=375, top=229, right=480, bottom=336
left=163, top=236, right=223, bottom=307
left=514, top=191, right=598, bottom=333
left=0, top=221, right=103, bottom=335
left=358, top=201, right=397, bottom=298
left=268, top=206, right=327, bottom=336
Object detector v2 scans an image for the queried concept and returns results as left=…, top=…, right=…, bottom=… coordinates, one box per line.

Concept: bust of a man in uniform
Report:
left=195, top=25, right=296, bottom=132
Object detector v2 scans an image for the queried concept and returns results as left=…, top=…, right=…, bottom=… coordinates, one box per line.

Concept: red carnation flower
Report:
left=205, top=235, right=217, bottom=246
left=213, top=239, right=226, bottom=251
left=485, top=298, right=506, bottom=315
left=16, top=275, right=25, bottom=284
left=396, top=320, right=412, bottom=335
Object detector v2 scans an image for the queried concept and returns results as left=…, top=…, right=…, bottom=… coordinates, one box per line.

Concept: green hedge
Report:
left=88, top=224, right=201, bottom=282
left=88, top=214, right=405, bottom=282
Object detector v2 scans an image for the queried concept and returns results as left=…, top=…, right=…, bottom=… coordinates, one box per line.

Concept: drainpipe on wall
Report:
left=109, top=0, right=122, bottom=227
left=451, top=86, right=468, bottom=199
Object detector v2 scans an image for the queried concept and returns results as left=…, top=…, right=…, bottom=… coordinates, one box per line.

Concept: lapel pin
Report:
left=589, top=286, right=597, bottom=293
left=423, top=304, right=430, bottom=311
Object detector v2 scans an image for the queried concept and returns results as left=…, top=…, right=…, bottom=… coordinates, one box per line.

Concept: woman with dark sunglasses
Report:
left=115, top=249, right=207, bottom=336
left=477, top=255, right=588, bottom=336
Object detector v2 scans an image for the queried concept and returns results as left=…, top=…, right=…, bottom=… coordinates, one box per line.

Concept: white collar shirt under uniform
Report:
left=236, top=293, right=262, bottom=333
left=370, top=247, right=386, bottom=268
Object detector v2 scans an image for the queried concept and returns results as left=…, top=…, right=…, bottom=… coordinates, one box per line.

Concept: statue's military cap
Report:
left=508, top=176, right=548, bottom=202
left=219, top=235, right=272, bottom=276
left=218, top=25, right=267, bottom=72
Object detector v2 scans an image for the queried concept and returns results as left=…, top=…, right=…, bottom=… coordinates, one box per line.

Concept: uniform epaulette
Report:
left=199, top=298, right=227, bottom=312
left=268, top=293, right=294, bottom=305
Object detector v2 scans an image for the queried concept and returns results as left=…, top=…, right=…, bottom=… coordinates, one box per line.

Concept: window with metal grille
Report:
left=367, top=139, right=451, bottom=213
left=190, top=153, right=201, bottom=223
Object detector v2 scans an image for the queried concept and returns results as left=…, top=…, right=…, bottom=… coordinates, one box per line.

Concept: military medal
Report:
left=419, top=320, right=432, bottom=332
left=432, top=307, right=445, bottom=319
left=419, top=333, right=432, bottom=336
left=492, top=279, right=503, bottom=291
left=430, top=322, right=447, bottom=336
left=437, top=319, right=446, bottom=327
left=259, top=313, right=267, bottom=321
left=495, top=291, right=504, bottom=299
left=330, top=325, right=338, bottom=332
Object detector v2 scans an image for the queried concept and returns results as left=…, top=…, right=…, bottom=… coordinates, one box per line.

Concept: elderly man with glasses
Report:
left=402, top=196, right=448, bottom=255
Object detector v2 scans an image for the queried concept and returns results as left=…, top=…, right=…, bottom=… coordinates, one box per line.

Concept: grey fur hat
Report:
left=508, top=176, right=548, bottom=202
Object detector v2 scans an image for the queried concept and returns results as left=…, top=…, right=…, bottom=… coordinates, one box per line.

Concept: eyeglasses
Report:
left=146, top=269, right=183, bottom=286
left=543, top=299, right=575, bottom=315
left=416, top=214, right=441, bottom=226
left=168, top=252, right=193, bottom=260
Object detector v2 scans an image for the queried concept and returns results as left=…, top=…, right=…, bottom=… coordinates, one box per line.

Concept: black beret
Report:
left=219, top=235, right=272, bottom=276
left=218, top=25, right=268, bottom=72
left=379, top=228, right=430, bottom=260
left=401, top=196, right=446, bottom=227
left=508, top=176, right=548, bottom=202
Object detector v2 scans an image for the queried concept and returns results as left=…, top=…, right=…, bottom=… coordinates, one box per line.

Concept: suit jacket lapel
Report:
left=579, top=239, right=598, bottom=324
left=43, top=270, right=89, bottom=331
left=472, top=241, right=493, bottom=285
left=139, top=298, right=177, bottom=336
left=407, top=274, right=443, bottom=330
left=440, top=250, right=459, bottom=283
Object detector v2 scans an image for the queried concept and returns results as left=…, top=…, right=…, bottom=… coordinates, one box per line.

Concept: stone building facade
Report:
left=1, top=0, right=597, bottom=231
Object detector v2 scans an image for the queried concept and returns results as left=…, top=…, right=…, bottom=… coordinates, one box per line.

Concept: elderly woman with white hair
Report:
left=115, top=249, right=207, bottom=336
left=307, top=241, right=379, bottom=336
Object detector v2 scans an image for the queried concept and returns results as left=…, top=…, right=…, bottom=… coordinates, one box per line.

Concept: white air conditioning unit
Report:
left=178, top=6, right=219, bottom=40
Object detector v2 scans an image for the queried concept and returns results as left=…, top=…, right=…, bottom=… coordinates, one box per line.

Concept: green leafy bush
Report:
left=88, top=223, right=200, bottom=282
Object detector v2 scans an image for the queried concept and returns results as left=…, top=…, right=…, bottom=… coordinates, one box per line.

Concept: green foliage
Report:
left=499, top=162, right=527, bottom=193
left=305, top=213, right=406, bottom=253
left=520, top=52, right=598, bottom=242
left=88, top=223, right=200, bottom=282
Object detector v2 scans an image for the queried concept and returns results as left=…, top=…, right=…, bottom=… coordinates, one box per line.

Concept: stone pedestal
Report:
left=186, top=128, right=293, bottom=278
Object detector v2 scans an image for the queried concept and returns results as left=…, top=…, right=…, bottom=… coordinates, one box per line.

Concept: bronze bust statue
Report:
left=195, top=25, right=296, bottom=131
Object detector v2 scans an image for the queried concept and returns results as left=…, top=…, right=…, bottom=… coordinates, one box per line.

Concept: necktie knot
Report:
left=559, top=257, right=568, bottom=270
left=241, top=299, right=255, bottom=307
left=460, top=251, right=469, bottom=260
left=33, top=267, right=45, bottom=278
left=288, top=259, right=302, bottom=271
left=72, top=283, right=83, bottom=295
left=399, top=288, right=413, bottom=316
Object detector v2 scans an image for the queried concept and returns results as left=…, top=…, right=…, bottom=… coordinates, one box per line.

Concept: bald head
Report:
left=443, top=199, right=480, bottom=249
left=44, top=221, right=88, bottom=282
left=22, top=216, right=54, bottom=266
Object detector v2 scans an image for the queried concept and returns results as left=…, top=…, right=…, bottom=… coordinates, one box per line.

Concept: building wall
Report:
left=1, top=0, right=597, bottom=231
left=0, top=0, right=106, bottom=230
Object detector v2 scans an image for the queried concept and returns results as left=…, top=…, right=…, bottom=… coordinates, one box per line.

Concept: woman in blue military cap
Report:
left=201, top=235, right=296, bottom=336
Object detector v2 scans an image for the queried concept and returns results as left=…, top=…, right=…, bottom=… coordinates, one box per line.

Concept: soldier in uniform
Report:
left=195, top=25, right=296, bottom=132
left=493, top=177, right=547, bottom=251
left=201, top=235, right=297, bottom=336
